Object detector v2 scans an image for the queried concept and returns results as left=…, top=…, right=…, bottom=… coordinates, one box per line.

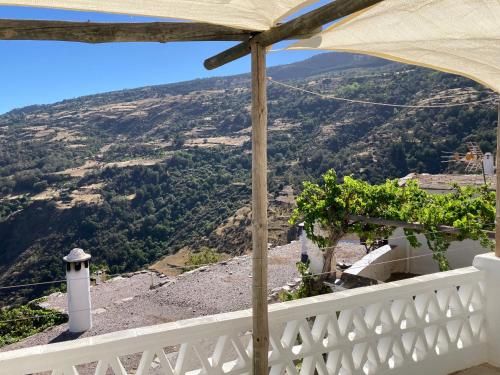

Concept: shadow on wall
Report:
left=343, top=228, right=490, bottom=282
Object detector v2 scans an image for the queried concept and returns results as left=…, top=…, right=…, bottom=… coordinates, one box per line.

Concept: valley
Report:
left=0, top=52, right=497, bottom=306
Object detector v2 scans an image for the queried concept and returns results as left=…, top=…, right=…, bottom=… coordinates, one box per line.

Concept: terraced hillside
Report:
left=0, top=52, right=497, bottom=305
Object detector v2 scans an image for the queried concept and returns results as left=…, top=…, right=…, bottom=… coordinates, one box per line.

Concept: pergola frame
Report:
left=2, top=0, right=498, bottom=373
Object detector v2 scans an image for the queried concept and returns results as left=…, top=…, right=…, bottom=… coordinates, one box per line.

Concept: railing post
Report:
left=251, top=39, right=269, bottom=375
left=496, top=101, right=500, bottom=257
left=473, top=253, right=500, bottom=366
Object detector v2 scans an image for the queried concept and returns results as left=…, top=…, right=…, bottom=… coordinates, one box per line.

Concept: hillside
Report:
left=0, top=52, right=497, bottom=305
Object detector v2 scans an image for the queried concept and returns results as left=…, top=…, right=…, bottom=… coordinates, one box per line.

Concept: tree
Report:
left=290, top=169, right=494, bottom=287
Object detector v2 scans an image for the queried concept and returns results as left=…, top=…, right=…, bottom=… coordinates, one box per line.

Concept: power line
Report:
left=0, top=232, right=493, bottom=324
left=0, top=313, right=65, bottom=324
left=0, top=245, right=484, bottom=324
left=307, top=245, right=478, bottom=278
left=0, top=272, right=124, bottom=291
left=0, top=223, right=495, bottom=292
left=0, top=279, right=67, bottom=291
left=0, top=307, right=90, bottom=324
left=314, top=221, right=496, bottom=253
left=268, top=77, right=497, bottom=108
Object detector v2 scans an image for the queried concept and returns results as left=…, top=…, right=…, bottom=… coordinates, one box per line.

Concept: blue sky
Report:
left=0, top=4, right=327, bottom=114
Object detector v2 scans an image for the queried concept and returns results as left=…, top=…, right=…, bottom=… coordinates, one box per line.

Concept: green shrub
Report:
left=0, top=303, right=67, bottom=347
left=280, top=261, right=330, bottom=302
left=185, top=247, right=222, bottom=269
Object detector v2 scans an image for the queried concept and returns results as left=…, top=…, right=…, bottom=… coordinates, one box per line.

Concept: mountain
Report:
left=267, top=52, right=392, bottom=80
left=0, top=52, right=497, bottom=305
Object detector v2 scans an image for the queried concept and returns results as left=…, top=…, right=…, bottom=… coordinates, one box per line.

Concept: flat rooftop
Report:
left=399, top=173, right=495, bottom=191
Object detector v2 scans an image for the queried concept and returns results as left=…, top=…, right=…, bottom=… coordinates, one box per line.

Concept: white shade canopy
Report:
left=289, top=0, right=500, bottom=93
left=0, top=0, right=316, bottom=30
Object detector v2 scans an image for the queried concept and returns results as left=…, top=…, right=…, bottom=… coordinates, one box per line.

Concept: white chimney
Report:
left=483, top=152, right=495, bottom=175
left=63, top=248, right=92, bottom=333
left=298, top=222, right=327, bottom=274
left=298, top=223, right=308, bottom=258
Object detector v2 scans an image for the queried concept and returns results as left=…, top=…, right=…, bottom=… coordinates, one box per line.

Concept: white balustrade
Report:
left=0, top=266, right=487, bottom=375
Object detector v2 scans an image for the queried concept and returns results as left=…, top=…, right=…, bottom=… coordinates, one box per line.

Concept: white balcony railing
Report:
left=0, top=265, right=490, bottom=375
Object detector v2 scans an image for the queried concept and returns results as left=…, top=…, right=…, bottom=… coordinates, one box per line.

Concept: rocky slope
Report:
left=0, top=52, right=497, bottom=305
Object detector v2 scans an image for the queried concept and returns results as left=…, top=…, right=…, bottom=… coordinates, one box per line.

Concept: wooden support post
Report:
left=496, top=100, right=500, bottom=257
left=251, top=40, right=269, bottom=375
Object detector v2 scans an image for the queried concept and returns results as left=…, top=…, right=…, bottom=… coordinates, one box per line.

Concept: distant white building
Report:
left=398, top=171, right=495, bottom=193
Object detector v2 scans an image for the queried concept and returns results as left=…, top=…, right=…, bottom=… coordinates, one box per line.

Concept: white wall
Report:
left=1, top=265, right=489, bottom=375
left=391, top=228, right=490, bottom=275
left=343, top=244, right=406, bottom=281
left=344, top=228, right=490, bottom=282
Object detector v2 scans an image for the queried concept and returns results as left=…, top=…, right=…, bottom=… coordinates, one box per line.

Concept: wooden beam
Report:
left=251, top=40, right=269, bottom=375
left=204, top=0, right=383, bottom=70
left=496, top=101, right=500, bottom=256
left=0, top=19, right=252, bottom=43
left=0, top=19, right=321, bottom=43
left=349, top=214, right=495, bottom=240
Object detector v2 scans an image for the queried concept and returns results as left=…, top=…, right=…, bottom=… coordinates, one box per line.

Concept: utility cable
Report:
left=268, top=77, right=496, bottom=108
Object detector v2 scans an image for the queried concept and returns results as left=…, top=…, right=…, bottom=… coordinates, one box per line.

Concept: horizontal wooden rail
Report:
left=0, top=19, right=321, bottom=44
left=0, top=19, right=253, bottom=43
left=348, top=214, right=496, bottom=239
left=204, top=0, right=383, bottom=70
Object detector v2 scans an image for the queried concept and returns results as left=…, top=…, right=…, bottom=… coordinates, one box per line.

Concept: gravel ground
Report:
left=2, top=241, right=302, bottom=352
left=1, top=240, right=365, bottom=373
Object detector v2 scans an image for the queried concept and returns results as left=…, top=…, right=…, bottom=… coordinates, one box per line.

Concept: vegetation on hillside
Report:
left=291, top=169, right=494, bottom=289
left=0, top=303, right=67, bottom=347
left=185, top=247, right=223, bottom=270
left=0, top=53, right=497, bottom=305
left=0, top=148, right=250, bottom=306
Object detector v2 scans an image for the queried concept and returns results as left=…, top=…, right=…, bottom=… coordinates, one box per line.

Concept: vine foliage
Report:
left=290, top=169, right=495, bottom=281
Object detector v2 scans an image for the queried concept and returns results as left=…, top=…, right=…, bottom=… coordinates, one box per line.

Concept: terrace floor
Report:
left=453, top=364, right=500, bottom=374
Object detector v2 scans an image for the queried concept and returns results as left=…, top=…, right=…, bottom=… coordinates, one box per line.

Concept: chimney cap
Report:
left=63, top=248, right=91, bottom=263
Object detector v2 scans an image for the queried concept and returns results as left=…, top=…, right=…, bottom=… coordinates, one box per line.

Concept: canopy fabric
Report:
left=0, top=0, right=315, bottom=30
left=289, top=0, right=500, bottom=93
